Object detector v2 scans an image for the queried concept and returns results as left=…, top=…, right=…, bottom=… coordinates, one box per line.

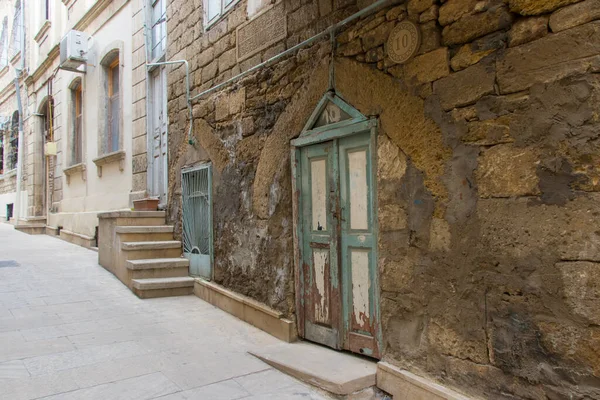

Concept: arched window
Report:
left=8, top=110, right=18, bottom=170
left=98, top=42, right=123, bottom=155
left=0, top=17, right=8, bottom=67
left=9, top=0, right=21, bottom=59
left=70, top=78, right=83, bottom=164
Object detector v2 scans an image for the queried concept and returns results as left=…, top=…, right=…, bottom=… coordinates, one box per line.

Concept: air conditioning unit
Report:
left=59, top=30, right=89, bottom=72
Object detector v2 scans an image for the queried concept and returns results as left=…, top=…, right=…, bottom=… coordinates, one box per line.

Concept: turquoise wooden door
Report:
left=299, top=131, right=380, bottom=358
left=300, top=141, right=342, bottom=349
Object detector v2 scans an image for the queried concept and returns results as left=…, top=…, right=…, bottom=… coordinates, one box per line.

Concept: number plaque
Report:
left=386, top=21, right=421, bottom=64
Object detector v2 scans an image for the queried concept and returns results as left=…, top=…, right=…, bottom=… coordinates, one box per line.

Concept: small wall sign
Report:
left=386, top=21, right=421, bottom=64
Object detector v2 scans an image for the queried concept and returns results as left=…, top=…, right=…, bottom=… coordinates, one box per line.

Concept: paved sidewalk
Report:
left=0, top=224, right=332, bottom=400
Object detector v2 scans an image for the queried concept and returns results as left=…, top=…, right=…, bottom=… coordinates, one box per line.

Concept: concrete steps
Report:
left=15, top=217, right=47, bottom=235
left=126, top=258, right=189, bottom=279
left=131, top=276, right=194, bottom=298
left=120, top=241, right=182, bottom=260
left=115, top=225, right=175, bottom=242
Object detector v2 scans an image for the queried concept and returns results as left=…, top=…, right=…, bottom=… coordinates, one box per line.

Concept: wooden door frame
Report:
left=290, top=92, right=382, bottom=354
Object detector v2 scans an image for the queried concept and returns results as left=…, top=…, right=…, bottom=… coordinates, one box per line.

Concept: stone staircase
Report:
left=98, top=211, right=194, bottom=299
left=14, top=216, right=47, bottom=235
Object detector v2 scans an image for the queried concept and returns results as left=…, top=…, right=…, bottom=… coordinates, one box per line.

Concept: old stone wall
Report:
left=166, top=0, right=600, bottom=398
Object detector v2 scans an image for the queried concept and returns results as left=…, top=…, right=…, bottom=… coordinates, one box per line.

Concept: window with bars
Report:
left=71, top=81, right=83, bottom=164
left=150, top=0, right=166, bottom=60
left=9, top=1, right=21, bottom=59
left=0, top=17, right=8, bottom=68
left=204, top=0, right=239, bottom=29
left=107, top=58, right=120, bottom=153
left=8, top=111, right=18, bottom=170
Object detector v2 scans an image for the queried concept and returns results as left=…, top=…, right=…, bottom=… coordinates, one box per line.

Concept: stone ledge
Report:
left=59, top=229, right=96, bottom=249
left=92, top=150, right=126, bottom=177
left=63, top=162, right=86, bottom=184
left=377, top=362, right=473, bottom=400
left=97, top=210, right=166, bottom=219
left=194, top=278, right=296, bottom=342
left=34, top=20, right=51, bottom=43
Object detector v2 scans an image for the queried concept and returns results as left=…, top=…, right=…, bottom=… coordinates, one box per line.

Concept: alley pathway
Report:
left=0, top=224, right=332, bottom=400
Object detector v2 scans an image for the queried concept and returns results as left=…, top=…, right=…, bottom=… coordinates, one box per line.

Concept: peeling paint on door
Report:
left=313, top=248, right=329, bottom=324
left=311, top=158, right=327, bottom=231
left=348, top=150, right=368, bottom=230
left=351, top=249, right=370, bottom=330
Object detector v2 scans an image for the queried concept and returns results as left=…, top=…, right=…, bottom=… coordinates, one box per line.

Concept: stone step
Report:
left=115, top=226, right=174, bottom=234
left=15, top=224, right=47, bottom=235
left=249, top=342, right=377, bottom=396
left=131, top=277, right=195, bottom=299
left=98, top=211, right=166, bottom=227
left=121, top=241, right=181, bottom=251
left=126, top=258, right=189, bottom=270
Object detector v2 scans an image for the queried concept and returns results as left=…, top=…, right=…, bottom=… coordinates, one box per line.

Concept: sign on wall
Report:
left=386, top=21, right=421, bottom=64
left=236, top=2, right=287, bottom=62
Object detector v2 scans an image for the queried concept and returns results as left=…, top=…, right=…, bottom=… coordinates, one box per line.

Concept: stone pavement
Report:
left=0, top=224, right=333, bottom=400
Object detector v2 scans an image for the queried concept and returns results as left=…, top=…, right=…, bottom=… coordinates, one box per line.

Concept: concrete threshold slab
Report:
left=249, top=341, right=377, bottom=396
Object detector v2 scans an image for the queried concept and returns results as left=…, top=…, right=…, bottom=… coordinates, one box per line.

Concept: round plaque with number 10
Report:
left=386, top=21, right=421, bottom=64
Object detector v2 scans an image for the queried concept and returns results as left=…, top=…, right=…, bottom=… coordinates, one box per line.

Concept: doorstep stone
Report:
left=249, top=341, right=377, bottom=396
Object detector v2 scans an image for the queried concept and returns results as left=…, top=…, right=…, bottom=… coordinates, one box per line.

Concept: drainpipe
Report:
left=13, top=0, right=26, bottom=221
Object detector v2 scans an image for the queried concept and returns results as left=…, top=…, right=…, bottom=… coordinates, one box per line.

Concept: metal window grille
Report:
left=182, top=164, right=213, bottom=278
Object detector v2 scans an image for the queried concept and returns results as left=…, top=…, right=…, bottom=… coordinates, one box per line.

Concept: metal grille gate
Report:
left=182, top=164, right=212, bottom=279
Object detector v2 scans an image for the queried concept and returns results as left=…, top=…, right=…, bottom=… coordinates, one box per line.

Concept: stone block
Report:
left=318, top=0, right=333, bottom=17
left=377, top=133, right=407, bottom=182
left=418, top=21, right=441, bottom=54
left=197, top=46, right=214, bottom=68
left=419, top=5, right=439, bottom=23
left=442, top=5, right=513, bottom=46
left=379, top=204, right=407, bottom=231
left=429, top=218, right=451, bottom=251
left=132, top=154, right=147, bottom=174
left=463, top=117, right=513, bottom=145
left=507, top=0, right=582, bottom=15
left=475, top=144, right=540, bottom=198
left=132, top=135, right=147, bottom=156
left=433, top=58, right=496, bottom=110
left=287, top=3, right=318, bottom=33
left=386, top=4, right=407, bottom=20
left=408, top=0, right=436, bottom=15
left=362, top=21, right=395, bottom=51
left=132, top=172, right=147, bottom=192
left=450, top=32, right=506, bottom=71
left=556, top=261, right=600, bottom=324
left=404, top=47, right=450, bottom=84
left=229, top=88, right=246, bottom=115
left=215, top=94, right=230, bottom=121
left=427, top=320, right=489, bottom=364
left=549, top=0, right=600, bottom=32
left=507, top=15, right=548, bottom=47
left=497, top=21, right=600, bottom=93
left=338, top=38, right=363, bottom=57
left=438, top=0, right=479, bottom=26
left=365, top=46, right=385, bottom=63
left=219, top=48, right=237, bottom=72
left=202, top=60, right=218, bottom=83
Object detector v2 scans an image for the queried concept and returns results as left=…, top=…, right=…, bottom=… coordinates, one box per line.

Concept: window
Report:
left=107, top=58, right=120, bottom=153
left=9, top=1, right=21, bottom=59
left=0, top=128, right=4, bottom=175
left=204, top=0, right=239, bottom=28
left=150, top=0, right=166, bottom=60
left=71, top=81, right=83, bottom=164
left=0, top=17, right=8, bottom=68
left=8, top=111, right=18, bottom=170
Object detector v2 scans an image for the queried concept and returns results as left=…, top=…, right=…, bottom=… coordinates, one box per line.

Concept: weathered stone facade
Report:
left=166, top=0, right=600, bottom=397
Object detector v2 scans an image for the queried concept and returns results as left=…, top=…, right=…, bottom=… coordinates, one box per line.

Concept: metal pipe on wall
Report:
left=14, top=0, right=26, bottom=220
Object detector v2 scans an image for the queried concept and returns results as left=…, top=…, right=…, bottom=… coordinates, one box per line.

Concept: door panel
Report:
left=339, top=132, right=380, bottom=358
left=300, top=141, right=341, bottom=350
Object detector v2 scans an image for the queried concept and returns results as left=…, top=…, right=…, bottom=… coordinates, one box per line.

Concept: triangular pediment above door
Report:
left=300, top=92, right=367, bottom=135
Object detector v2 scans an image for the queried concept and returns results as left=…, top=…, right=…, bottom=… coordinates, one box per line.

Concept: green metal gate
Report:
left=182, top=164, right=213, bottom=279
